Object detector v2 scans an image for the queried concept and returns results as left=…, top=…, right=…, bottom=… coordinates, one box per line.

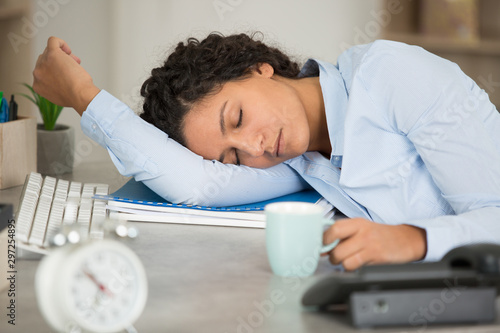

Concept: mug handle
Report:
left=320, top=218, right=339, bottom=254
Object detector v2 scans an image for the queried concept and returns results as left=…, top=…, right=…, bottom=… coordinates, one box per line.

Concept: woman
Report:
left=33, top=33, right=500, bottom=270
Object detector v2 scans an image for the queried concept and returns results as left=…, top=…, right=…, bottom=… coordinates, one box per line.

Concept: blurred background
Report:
left=0, top=0, right=499, bottom=166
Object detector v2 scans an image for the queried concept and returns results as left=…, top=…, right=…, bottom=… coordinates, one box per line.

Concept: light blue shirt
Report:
left=81, top=40, right=500, bottom=262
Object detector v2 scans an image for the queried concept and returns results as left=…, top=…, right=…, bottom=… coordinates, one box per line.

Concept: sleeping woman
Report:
left=32, top=33, right=500, bottom=270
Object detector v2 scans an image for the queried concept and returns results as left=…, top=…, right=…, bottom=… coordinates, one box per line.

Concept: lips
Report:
left=274, top=129, right=283, bottom=158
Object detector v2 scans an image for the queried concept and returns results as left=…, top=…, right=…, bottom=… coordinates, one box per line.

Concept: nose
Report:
left=234, top=132, right=265, bottom=157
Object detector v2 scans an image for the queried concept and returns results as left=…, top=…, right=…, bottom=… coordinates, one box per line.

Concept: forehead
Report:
left=190, top=89, right=224, bottom=115
left=182, top=89, right=227, bottom=159
left=184, top=76, right=248, bottom=128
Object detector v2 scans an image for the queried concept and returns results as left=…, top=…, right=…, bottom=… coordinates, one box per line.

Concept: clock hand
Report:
left=83, top=269, right=114, bottom=297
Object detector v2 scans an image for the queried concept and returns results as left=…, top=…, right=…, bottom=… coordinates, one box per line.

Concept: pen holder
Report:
left=0, top=117, right=37, bottom=189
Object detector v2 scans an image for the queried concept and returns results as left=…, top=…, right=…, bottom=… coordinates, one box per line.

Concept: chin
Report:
left=296, top=136, right=310, bottom=156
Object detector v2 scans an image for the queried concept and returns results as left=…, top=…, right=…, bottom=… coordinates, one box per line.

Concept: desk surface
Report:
left=1, top=161, right=500, bottom=333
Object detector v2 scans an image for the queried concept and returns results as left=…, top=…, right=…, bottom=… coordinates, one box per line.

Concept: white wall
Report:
left=30, top=0, right=383, bottom=164
left=108, top=0, right=382, bottom=113
left=30, top=0, right=113, bottom=163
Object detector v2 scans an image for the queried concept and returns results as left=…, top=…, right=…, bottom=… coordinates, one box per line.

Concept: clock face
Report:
left=65, top=244, right=146, bottom=332
left=36, top=240, right=148, bottom=333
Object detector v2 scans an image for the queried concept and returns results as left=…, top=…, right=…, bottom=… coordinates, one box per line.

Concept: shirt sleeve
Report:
left=80, top=90, right=308, bottom=206
left=361, top=41, right=500, bottom=261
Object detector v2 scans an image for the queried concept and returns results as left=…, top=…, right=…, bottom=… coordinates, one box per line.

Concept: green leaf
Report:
left=18, top=93, right=36, bottom=105
left=17, top=83, right=64, bottom=130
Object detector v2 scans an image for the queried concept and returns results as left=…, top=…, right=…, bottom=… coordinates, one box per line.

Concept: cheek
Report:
left=292, top=119, right=311, bottom=155
left=288, top=108, right=310, bottom=137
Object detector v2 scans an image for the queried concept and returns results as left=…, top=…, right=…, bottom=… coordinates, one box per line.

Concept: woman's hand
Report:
left=322, top=218, right=427, bottom=271
left=33, top=36, right=100, bottom=115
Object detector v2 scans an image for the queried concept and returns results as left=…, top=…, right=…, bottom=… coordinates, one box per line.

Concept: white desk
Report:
left=1, top=161, right=499, bottom=332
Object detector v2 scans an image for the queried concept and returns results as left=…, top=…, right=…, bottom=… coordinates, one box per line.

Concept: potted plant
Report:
left=20, top=83, right=74, bottom=176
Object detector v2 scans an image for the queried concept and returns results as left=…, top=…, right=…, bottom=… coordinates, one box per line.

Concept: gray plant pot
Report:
left=37, top=124, right=74, bottom=176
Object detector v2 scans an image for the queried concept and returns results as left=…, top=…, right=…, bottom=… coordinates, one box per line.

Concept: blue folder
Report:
left=94, top=178, right=322, bottom=212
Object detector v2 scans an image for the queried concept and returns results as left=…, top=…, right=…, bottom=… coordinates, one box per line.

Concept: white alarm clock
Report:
left=35, top=238, right=148, bottom=333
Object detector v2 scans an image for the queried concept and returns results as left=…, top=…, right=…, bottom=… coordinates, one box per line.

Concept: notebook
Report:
left=94, top=179, right=332, bottom=228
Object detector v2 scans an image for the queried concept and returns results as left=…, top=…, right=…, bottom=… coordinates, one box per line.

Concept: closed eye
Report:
left=234, top=109, right=242, bottom=165
left=236, top=109, right=243, bottom=128
left=234, top=149, right=240, bottom=165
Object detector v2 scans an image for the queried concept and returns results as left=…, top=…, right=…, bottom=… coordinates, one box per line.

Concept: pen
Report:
left=9, top=95, right=17, bottom=121
left=0, top=96, right=8, bottom=123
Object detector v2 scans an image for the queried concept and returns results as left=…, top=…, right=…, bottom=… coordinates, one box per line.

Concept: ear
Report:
left=254, top=63, right=274, bottom=78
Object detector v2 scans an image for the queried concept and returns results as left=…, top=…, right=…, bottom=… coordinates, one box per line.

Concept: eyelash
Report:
left=234, top=109, right=242, bottom=165
left=236, top=109, right=243, bottom=128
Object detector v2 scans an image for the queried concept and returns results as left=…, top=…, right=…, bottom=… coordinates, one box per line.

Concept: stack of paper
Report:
left=94, top=179, right=332, bottom=228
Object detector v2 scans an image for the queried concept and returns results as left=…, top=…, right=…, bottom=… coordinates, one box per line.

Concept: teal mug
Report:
left=265, top=202, right=339, bottom=277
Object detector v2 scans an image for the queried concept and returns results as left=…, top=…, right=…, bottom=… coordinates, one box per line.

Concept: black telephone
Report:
left=302, top=243, right=500, bottom=328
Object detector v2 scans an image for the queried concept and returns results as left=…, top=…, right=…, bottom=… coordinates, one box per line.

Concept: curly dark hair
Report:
left=140, top=32, right=301, bottom=146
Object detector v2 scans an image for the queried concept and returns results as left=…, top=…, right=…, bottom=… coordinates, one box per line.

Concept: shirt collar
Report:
left=298, top=59, right=348, bottom=164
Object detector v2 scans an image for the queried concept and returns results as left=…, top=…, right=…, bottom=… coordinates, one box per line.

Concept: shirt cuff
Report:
left=80, top=89, right=129, bottom=146
left=404, top=221, right=456, bottom=262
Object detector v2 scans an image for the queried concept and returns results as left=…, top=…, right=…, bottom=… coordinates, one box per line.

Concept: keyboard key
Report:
left=54, top=179, right=69, bottom=202
left=44, top=201, right=65, bottom=247
left=90, top=200, right=107, bottom=239
left=29, top=177, right=56, bottom=246
left=95, top=184, right=109, bottom=196
left=63, top=198, right=79, bottom=225
left=68, top=181, right=82, bottom=199
left=16, top=173, right=43, bottom=242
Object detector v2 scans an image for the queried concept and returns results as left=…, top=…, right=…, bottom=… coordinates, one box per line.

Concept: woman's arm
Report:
left=34, top=37, right=308, bottom=206
left=82, top=90, right=308, bottom=206
left=323, top=41, right=500, bottom=270
left=377, top=41, right=500, bottom=262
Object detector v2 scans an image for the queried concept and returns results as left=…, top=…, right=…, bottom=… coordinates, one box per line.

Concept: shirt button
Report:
left=92, top=123, right=97, bottom=130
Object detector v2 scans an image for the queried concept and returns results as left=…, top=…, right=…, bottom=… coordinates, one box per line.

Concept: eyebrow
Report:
left=219, top=100, right=228, bottom=135
left=218, top=100, right=228, bottom=163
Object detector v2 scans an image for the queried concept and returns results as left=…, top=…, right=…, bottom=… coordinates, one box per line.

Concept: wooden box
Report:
left=0, top=116, right=36, bottom=189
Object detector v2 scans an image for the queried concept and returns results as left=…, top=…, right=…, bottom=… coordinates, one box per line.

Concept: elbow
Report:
left=139, top=173, right=231, bottom=207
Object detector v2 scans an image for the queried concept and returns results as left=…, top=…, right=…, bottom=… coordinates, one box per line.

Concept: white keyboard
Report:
left=15, top=172, right=109, bottom=255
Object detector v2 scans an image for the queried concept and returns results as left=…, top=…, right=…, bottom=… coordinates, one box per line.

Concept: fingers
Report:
left=341, top=251, right=367, bottom=271
left=322, top=218, right=358, bottom=245
left=328, top=235, right=358, bottom=263
left=70, top=54, right=81, bottom=64
left=321, top=218, right=375, bottom=271
left=47, top=36, right=70, bottom=54
left=46, top=36, right=81, bottom=64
